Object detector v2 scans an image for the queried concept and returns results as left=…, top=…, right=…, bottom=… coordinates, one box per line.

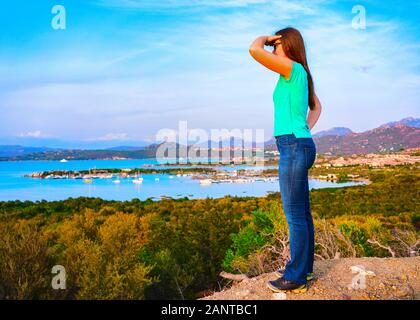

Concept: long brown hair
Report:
left=275, top=27, right=315, bottom=110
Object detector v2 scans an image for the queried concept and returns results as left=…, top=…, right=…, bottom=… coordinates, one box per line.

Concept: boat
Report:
left=199, top=179, right=212, bottom=185
left=132, top=177, right=144, bottom=184
left=154, top=177, right=160, bottom=182
left=59, top=159, right=68, bottom=163
left=83, top=168, right=93, bottom=183
left=113, top=179, right=121, bottom=184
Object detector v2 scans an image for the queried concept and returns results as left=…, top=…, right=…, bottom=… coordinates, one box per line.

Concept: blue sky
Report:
left=0, top=0, right=419, bottom=145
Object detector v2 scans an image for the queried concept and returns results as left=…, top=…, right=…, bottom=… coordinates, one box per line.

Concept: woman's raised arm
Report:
left=248, top=35, right=293, bottom=78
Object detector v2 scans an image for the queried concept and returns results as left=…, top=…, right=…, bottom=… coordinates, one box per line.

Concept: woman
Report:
left=249, top=27, right=322, bottom=293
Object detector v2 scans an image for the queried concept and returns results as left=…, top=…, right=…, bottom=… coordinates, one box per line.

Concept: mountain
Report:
left=0, top=149, right=157, bottom=161
left=312, top=127, right=353, bottom=138
left=105, top=146, right=146, bottom=151
left=0, top=141, right=187, bottom=161
left=1, top=117, right=419, bottom=159
left=264, top=117, right=420, bottom=155
left=380, top=116, right=420, bottom=128
left=0, top=145, right=59, bottom=157
left=314, top=124, right=420, bottom=155
left=264, top=127, right=353, bottom=149
left=0, top=136, right=150, bottom=149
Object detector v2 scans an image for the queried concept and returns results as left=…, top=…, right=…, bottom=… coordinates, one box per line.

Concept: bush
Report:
left=0, top=220, right=52, bottom=299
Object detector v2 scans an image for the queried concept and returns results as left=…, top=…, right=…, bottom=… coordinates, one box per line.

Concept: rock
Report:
left=350, top=265, right=376, bottom=277
left=200, top=257, right=420, bottom=301
left=235, top=290, right=250, bottom=297
left=272, top=292, right=287, bottom=300
left=395, top=284, right=414, bottom=298
left=394, top=289, right=409, bottom=298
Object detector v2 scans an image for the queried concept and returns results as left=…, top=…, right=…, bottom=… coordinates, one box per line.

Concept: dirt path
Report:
left=201, top=257, right=420, bottom=300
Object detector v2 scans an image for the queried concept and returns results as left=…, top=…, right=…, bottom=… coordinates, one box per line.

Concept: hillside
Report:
left=263, top=117, right=420, bottom=155
left=312, top=127, right=353, bottom=138
left=0, top=164, right=418, bottom=299
left=380, top=116, right=420, bottom=128
left=1, top=117, right=420, bottom=160
left=0, top=145, right=59, bottom=157
left=0, top=141, right=179, bottom=161
left=201, top=257, right=420, bottom=300
left=314, top=125, right=420, bottom=155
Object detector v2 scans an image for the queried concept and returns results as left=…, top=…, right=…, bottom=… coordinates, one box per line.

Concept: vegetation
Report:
left=0, top=149, right=158, bottom=161
left=0, top=165, right=418, bottom=299
left=25, top=167, right=216, bottom=178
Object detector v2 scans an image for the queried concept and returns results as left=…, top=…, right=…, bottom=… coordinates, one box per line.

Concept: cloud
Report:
left=18, top=130, right=50, bottom=138
left=0, top=0, right=419, bottom=141
left=91, top=133, right=131, bottom=141
left=95, top=0, right=272, bottom=10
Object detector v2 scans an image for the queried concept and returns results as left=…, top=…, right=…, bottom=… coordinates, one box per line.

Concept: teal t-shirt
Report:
left=273, top=61, right=312, bottom=138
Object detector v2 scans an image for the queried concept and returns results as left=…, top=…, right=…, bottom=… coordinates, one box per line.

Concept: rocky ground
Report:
left=201, top=257, right=420, bottom=300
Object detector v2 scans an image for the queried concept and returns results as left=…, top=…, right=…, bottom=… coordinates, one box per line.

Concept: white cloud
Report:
left=1, top=0, right=419, bottom=140
left=18, top=130, right=50, bottom=138
left=91, top=133, right=131, bottom=141
left=96, top=0, right=271, bottom=10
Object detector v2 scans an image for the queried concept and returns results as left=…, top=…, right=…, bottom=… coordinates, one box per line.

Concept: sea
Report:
left=0, top=159, right=366, bottom=201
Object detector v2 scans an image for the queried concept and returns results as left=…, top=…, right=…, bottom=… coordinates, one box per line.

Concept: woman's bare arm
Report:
left=307, top=94, right=322, bottom=130
left=249, top=35, right=292, bottom=78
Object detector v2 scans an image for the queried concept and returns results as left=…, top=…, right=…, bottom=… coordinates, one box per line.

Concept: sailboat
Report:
left=200, top=179, right=212, bottom=185
left=84, top=168, right=92, bottom=183
left=132, top=172, right=144, bottom=184
left=133, top=178, right=143, bottom=184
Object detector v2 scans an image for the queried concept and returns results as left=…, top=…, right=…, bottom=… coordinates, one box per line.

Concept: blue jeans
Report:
left=275, top=133, right=317, bottom=285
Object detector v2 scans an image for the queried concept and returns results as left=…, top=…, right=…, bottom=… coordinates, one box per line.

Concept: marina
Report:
left=0, top=159, right=367, bottom=201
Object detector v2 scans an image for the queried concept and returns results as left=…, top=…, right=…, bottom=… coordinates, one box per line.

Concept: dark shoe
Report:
left=275, top=268, right=315, bottom=281
left=267, top=277, right=308, bottom=294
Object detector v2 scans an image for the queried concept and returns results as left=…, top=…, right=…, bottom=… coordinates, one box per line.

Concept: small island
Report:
left=24, top=167, right=216, bottom=180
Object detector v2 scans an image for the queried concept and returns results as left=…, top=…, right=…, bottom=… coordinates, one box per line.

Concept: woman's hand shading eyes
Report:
left=265, top=35, right=282, bottom=46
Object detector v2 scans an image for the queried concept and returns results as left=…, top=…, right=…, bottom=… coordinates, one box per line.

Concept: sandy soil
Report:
left=200, top=257, right=420, bottom=300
